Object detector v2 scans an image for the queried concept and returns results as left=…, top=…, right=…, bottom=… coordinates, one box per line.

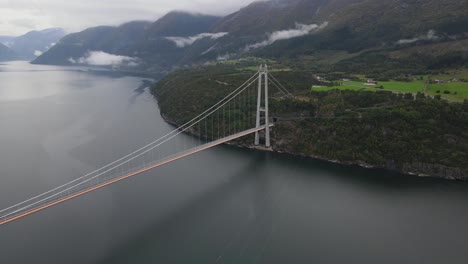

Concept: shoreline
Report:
left=228, top=142, right=466, bottom=182
left=156, top=110, right=467, bottom=182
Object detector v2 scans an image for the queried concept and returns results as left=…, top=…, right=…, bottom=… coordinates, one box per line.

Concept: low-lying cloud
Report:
left=246, top=22, right=328, bottom=51
left=397, top=30, right=439, bottom=45
left=69, top=51, right=139, bottom=66
left=46, top=42, right=56, bottom=49
left=166, top=32, right=228, bottom=48
left=34, top=50, right=43, bottom=56
left=2, top=41, right=14, bottom=47
left=217, top=53, right=231, bottom=61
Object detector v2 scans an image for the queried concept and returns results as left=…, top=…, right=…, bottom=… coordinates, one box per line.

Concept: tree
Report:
left=416, top=92, right=425, bottom=99
left=404, top=93, right=414, bottom=100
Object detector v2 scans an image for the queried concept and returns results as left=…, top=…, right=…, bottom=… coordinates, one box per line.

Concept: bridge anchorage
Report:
left=0, top=64, right=293, bottom=225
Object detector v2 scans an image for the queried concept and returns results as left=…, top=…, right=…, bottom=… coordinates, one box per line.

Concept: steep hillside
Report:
left=146, top=11, right=221, bottom=37
left=151, top=65, right=468, bottom=180
left=321, top=0, right=468, bottom=51
left=212, top=0, right=362, bottom=35
left=124, top=12, right=223, bottom=69
left=194, top=0, right=468, bottom=68
left=223, top=0, right=466, bottom=55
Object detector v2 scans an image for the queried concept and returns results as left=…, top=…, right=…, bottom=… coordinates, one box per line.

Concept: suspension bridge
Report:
left=0, top=65, right=293, bottom=226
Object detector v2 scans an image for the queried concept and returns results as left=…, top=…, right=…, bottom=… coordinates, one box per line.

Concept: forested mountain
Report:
left=146, top=11, right=221, bottom=37
left=212, top=0, right=361, bottom=35
left=210, top=0, right=468, bottom=69
left=33, top=0, right=468, bottom=72
left=151, top=64, right=468, bottom=180
left=216, top=0, right=468, bottom=49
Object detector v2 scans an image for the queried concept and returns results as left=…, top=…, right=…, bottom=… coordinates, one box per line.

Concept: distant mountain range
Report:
left=32, top=0, right=468, bottom=72
left=0, top=43, right=17, bottom=61
left=0, top=28, right=66, bottom=61
left=33, top=12, right=223, bottom=71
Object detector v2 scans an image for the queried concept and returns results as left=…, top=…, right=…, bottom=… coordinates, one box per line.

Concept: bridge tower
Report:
left=255, top=64, right=271, bottom=148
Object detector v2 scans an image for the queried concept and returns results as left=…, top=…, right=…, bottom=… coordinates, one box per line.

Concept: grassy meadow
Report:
left=312, top=78, right=467, bottom=101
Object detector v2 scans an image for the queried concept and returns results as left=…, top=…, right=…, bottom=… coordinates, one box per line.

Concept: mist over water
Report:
left=0, top=61, right=468, bottom=264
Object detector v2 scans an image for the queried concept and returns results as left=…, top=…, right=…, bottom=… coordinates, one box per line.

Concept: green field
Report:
left=378, top=81, right=425, bottom=92
left=312, top=80, right=375, bottom=92
left=312, top=80, right=468, bottom=101
left=312, top=84, right=375, bottom=92
left=427, top=82, right=468, bottom=100
left=312, top=80, right=424, bottom=93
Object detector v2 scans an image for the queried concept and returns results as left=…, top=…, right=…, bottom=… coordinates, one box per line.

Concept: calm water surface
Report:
left=0, top=61, right=467, bottom=264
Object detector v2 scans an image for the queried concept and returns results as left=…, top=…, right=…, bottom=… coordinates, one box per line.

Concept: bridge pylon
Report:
left=255, top=64, right=271, bottom=148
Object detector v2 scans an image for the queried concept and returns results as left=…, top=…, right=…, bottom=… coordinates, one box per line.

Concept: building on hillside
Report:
left=367, top=79, right=378, bottom=85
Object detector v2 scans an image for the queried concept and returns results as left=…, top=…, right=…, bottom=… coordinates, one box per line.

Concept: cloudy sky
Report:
left=0, top=0, right=257, bottom=36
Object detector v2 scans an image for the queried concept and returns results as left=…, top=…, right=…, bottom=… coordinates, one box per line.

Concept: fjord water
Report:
left=0, top=61, right=467, bottom=264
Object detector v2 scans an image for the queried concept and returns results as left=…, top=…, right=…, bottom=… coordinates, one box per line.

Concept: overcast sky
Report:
left=0, top=0, right=257, bottom=36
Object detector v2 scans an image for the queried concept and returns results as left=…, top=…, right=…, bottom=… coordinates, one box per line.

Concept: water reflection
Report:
left=128, top=80, right=153, bottom=105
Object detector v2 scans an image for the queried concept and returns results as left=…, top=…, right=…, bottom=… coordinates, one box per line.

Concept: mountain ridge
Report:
left=3, top=28, right=67, bottom=60
left=33, top=12, right=223, bottom=68
left=33, top=0, right=468, bottom=72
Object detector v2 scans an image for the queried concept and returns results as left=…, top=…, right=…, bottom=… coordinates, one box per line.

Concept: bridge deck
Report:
left=0, top=125, right=272, bottom=225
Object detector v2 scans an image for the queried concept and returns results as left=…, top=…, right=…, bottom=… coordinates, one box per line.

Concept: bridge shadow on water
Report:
left=100, top=146, right=468, bottom=262
left=99, top=149, right=273, bottom=263
left=98, top=145, right=468, bottom=264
